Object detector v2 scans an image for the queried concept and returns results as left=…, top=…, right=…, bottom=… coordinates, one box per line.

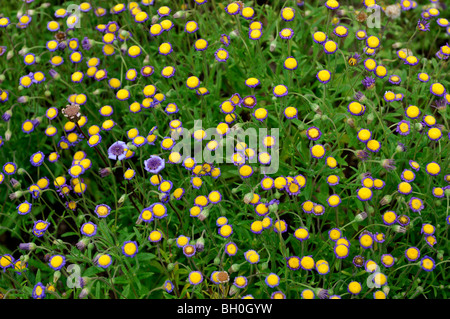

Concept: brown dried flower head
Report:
left=62, top=103, right=81, bottom=122
left=55, top=31, right=67, bottom=43
left=355, top=10, right=367, bottom=23
left=217, top=271, right=230, bottom=283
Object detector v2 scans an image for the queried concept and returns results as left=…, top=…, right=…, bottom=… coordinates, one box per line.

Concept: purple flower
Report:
left=107, top=141, right=128, bottom=161
left=417, top=19, right=430, bottom=32
left=82, top=37, right=92, bottom=50
left=362, top=76, right=376, bottom=89
left=144, top=155, right=165, bottom=174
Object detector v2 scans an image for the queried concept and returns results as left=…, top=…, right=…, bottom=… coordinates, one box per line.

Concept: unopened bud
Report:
left=5, top=129, right=11, bottom=141
left=167, top=263, right=175, bottom=271
left=44, top=90, right=51, bottom=97
left=229, top=285, right=239, bottom=296
left=313, top=114, right=322, bottom=121
left=367, top=113, right=374, bottom=124
left=53, top=271, right=61, bottom=283
left=346, top=117, right=355, bottom=128
left=355, top=211, right=367, bottom=222
left=7, top=50, right=14, bottom=60
left=382, top=285, right=390, bottom=295
left=118, top=194, right=126, bottom=204
left=260, top=262, right=268, bottom=270
left=311, top=103, right=320, bottom=112
left=392, top=42, right=402, bottom=49
left=415, top=122, right=423, bottom=131
left=392, top=225, right=406, bottom=233
left=230, top=263, right=240, bottom=272
left=213, top=257, right=220, bottom=265
left=270, top=40, right=276, bottom=52
left=19, top=47, right=28, bottom=55
left=198, top=208, right=209, bottom=221
left=173, top=10, right=186, bottom=19
left=78, top=287, right=90, bottom=299
left=380, top=195, right=392, bottom=206
left=229, top=29, right=239, bottom=38
left=243, top=193, right=254, bottom=204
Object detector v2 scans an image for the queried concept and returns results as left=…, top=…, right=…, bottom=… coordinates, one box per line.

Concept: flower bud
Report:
left=44, top=90, right=51, bottom=97
left=268, top=203, right=278, bottom=213
left=269, top=40, right=277, bottom=52
left=414, top=122, right=423, bottom=131
left=310, top=103, right=320, bottom=112
left=444, top=188, right=450, bottom=197
left=118, top=194, right=127, bottom=204
left=53, top=271, right=61, bottom=283
left=19, top=47, right=28, bottom=55
left=382, top=285, right=390, bottom=295
left=354, top=211, right=367, bottom=222
left=173, top=11, right=187, bottom=19
left=87, top=243, right=94, bottom=250
left=346, top=117, right=355, bottom=128
left=380, top=195, right=392, bottom=206
left=151, top=15, right=159, bottom=24
left=274, top=190, right=282, bottom=199
left=392, top=225, right=406, bottom=233
left=167, top=263, right=175, bottom=271
left=195, top=237, right=205, bottom=252
left=229, top=263, right=240, bottom=273
left=7, top=50, right=14, bottom=60
left=229, top=285, right=239, bottom=296
left=9, top=191, right=23, bottom=200
left=5, top=129, right=11, bottom=141
left=243, top=193, right=254, bottom=204
left=198, top=208, right=209, bottom=221
left=213, top=257, right=220, bottom=265
left=229, top=29, right=239, bottom=38
left=260, top=262, right=268, bottom=270
left=19, top=242, right=36, bottom=251
left=78, top=287, right=90, bottom=299
left=392, top=42, right=402, bottom=49
left=313, top=114, right=322, bottom=121
left=367, top=113, right=374, bottom=124
left=321, top=114, right=329, bottom=121
left=0, top=74, right=5, bottom=82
